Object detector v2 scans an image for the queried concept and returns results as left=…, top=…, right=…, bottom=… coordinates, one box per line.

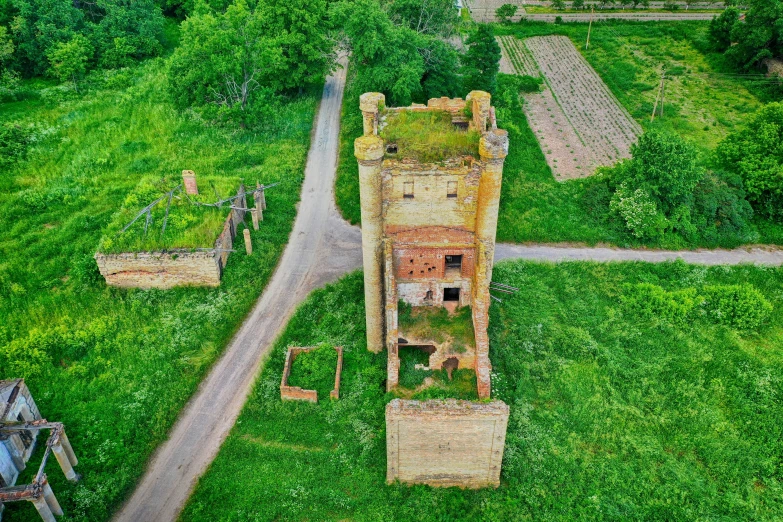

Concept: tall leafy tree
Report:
left=709, top=7, right=740, bottom=51
left=47, top=33, right=90, bottom=88
left=726, top=0, right=783, bottom=69
left=169, top=0, right=335, bottom=124
left=385, top=0, right=458, bottom=37
left=462, top=25, right=500, bottom=94
left=716, top=103, right=783, bottom=220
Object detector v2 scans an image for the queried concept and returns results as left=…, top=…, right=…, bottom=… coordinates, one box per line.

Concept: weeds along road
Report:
left=113, top=57, right=362, bottom=522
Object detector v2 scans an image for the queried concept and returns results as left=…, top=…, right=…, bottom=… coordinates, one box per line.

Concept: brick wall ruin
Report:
left=386, top=399, right=509, bottom=488
left=95, top=186, right=247, bottom=289
left=280, top=346, right=344, bottom=403
left=355, top=91, right=508, bottom=398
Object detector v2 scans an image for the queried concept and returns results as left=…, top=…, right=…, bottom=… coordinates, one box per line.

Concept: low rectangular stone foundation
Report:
left=386, top=399, right=509, bottom=488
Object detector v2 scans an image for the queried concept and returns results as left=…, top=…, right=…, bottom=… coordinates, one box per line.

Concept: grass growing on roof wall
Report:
left=397, top=301, right=475, bottom=349
left=181, top=262, right=783, bottom=520
left=0, top=57, right=319, bottom=521
left=380, top=110, right=480, bottom=163
left=98, top=175, right=241, bottom=253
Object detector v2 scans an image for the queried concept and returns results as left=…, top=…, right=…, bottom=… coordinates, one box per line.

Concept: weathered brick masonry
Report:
left=386, top=399, right=509, bottom=488
left=355, top=91, right=508, bottom=399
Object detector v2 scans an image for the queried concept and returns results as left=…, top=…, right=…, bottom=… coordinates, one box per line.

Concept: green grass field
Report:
left=335, top=22, right=783, bottom=248
left=0, top=59, right=318, bottom=521
left=181, top=261, right=783, bottom=520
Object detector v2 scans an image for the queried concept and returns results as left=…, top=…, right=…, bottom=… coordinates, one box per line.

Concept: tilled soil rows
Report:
left=499, top=34, right=642, bottom=180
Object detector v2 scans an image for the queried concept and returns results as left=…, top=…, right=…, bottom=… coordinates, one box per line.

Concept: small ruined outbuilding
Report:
left=95, top=171, right=269, bottom=289
left=355, top=91, right=510, bottom=488
left=0, top=380, right=79, bottom=521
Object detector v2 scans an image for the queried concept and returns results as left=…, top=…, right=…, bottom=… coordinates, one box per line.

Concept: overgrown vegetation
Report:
left=168, top=0, right=334, bottom=127
left=606, top=130, right=754, bottom=243
left=97, top=175, right=240, bottom=253
left=0, top=59, right=317, bottom=521
left=182, top=261, right=783, bottom=520
left=287, top=344, right=338, bottom=401
left=708, top=0, right=783, bottom=74
left=380, top=110, right=480, bottom=162
left=397, top=300, right=475, bottom=350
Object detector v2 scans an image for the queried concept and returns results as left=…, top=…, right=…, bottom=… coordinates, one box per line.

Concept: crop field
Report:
left=182, top=262, right=783, bottom=521
left=0, top=60, right=318, bottom=521
left=500, top=35, right=642, bottom=180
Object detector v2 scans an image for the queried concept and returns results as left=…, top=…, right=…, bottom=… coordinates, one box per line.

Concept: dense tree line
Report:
left=333, top=0, right=499, bottom=106
left=709, top=0, right=783, bottom=70
left=0, top=0, right=165, bottom=81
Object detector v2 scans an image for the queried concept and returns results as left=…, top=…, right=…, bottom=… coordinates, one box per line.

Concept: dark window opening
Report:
left=408, top=271, right=413, bottom=276
left=447, top=181, right=458, bottom=198
left=443, top=357, right=459, bottom=380
left=445, top=255, right=463, bottom=270
left=386, top=144, right=398, bottom=154
left=425, top=290, right=433, bottom=301
left=453, top=121, right=469, bottom=130
left=403, top=181, right=414, bottom=199
left=443, top=288, right=460, bottom=302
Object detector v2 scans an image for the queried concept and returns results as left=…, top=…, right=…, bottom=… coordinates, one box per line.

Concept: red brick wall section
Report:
left=394, top=247, right=475, bottom=280
left=280, top=346, right=343, bottom=403
left=387, top=226, right=476, bottom=245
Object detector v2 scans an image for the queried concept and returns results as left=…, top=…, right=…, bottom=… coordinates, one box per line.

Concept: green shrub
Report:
left=0, top=121, right=32, bottom=168
left=621, top=283, right=698, bottom=325
left=287, top=344, right=337, bottom=400
left=701, top=284, right=773, bottom=329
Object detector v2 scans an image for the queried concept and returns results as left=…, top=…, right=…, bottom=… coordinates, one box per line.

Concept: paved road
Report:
left=496, top=243, right=783, bottom=265
left=464, top=0, right=718, bottom=22
left=112, top=58, right=362, bottom=522
left=525, top=12, right=715, bottom=21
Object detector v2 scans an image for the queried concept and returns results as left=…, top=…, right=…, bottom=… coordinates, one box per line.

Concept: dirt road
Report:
left=112, top=58, right=362, bottom=522
left=496, top=243, right=783, bottom=266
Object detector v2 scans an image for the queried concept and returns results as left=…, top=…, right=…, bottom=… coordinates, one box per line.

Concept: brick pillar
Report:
left=182, top=170, right=198, bottom=195
left=474, top=129, right=509, bottom=399
left=384, top=239, right=399, bottom=389
left=360, top=92, right=385, bottom=136
left=355, top=135, right=385, bottom=353
left=467, top=91, right=492, bottom=132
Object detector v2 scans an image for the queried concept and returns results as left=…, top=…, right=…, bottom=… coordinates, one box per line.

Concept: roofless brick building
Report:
left=354, top=90, right=509, bottom=400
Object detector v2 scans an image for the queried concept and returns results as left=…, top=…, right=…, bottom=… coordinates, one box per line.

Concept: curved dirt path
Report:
left=113, top=58, right=362, bottom=522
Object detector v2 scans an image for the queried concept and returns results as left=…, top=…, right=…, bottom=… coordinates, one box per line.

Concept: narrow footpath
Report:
left=113, top=59, right=362, bottom=522
left=115, top=60, right=783, bottom=522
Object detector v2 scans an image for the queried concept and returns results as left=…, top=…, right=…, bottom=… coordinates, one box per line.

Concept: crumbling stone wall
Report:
left=95, top=186, right=247, bottom=289
left=386, top=399, right=509, bottom=488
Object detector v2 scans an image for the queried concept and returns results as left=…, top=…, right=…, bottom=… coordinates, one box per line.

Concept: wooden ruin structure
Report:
left=0, top=380, right=79, bottom=521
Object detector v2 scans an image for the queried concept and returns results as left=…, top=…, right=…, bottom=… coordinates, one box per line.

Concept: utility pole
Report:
left=585, top=7, right=594, bottom=50
left=650, top=67, right=666, bottom=123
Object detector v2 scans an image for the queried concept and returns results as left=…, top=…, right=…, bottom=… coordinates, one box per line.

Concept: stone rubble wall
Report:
left=386, top=399, right=509, bottom=488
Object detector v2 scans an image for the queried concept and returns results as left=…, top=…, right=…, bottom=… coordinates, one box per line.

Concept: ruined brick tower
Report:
left=354, top=91, right=508, bottom=399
